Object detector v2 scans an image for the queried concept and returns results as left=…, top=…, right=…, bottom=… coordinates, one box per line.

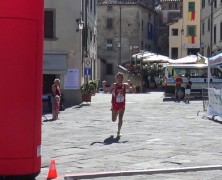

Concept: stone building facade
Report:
left=201, top=0, right=222, bottom=57
left=43, top=0, right=98, bottom=107
left=97, top=0, right=157, bottom=85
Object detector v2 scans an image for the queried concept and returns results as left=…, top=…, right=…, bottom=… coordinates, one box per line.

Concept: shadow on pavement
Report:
left=42, top=118, right=57, bottom=122
left=163, top=97, right=203, bottom=102
left=211, top=119, right=222, bottom=125
left=90, top=135, right=128, bottom=145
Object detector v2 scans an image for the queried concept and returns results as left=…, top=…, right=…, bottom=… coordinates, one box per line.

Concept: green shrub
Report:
left=81, top=82, right=95, bottom=94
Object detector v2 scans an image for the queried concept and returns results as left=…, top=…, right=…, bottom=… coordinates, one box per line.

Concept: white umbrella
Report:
left=170, top=55, right=199, bottom=64
left=132, top=51, right=154, bottom=60
left=143, top=54, right=173, bottom=63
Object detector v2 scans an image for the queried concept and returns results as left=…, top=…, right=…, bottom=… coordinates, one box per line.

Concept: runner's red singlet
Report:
left=111, top=83, right=126, bottom=110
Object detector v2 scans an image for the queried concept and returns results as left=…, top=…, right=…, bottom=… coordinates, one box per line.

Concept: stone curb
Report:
left=64, top=165, right=222, bottom=179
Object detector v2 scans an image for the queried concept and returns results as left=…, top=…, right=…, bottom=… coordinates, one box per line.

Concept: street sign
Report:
left=84, top=68, right=92, bottom=75
left=84, top=58, right=92, bottom=68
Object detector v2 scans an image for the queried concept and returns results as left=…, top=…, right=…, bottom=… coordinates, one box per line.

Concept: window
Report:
left=211, top=68, right=222, bottom=79
left=202, top=0, right=205, bottom=8
left=214, top=0, right=217, bottom=8
left=187, top=25, right=196, bottom=43
left=174, top=68, right=207, bottom=78
left=94, top=0, right=96, bottom=15
left=208, top=18, right=210, bottom=31
left=90, top=30, right=93, bottom=42
left=107, top=18, right=113, bottom=29
left=90, top=0, right=92, bottom=12
left=188, top=2, right=195, bottom=11
left=188, top=2, right=195, bottom=21
left=147, top=23, right=153, bottom=40
left=107, top=5, right=112, bottom=11
left=202, top=22, right=205, bottom=35
left=169, top=3, right=177, bottom=9
left=106, top=39, right=113, bottom=50
left=141, top=20, right=144, bottom=31
left=44, top=10, right=55, bottom=39
left=189, top=68, right=207, bottom=78
left=220, top=22, right=222, bottom=41
left=148, top=13, right=151, bottom=20
left=141, top=41, right=144, bottom=50
left=106, top=64, right=113, bottom=75
left=86, top=0, right=89, bottom=8
left=187, top=26, right=196, bottom=36
left=172, top=29, right=178, bottom=36
left=214, top=25, right=216, bottom=44
left=93, top=35, right=96, bottom=44
left=171, top=48, right=178, bottom=59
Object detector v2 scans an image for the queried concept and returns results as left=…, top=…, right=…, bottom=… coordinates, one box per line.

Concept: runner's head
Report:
left=115, top=72, right=124, bottom=83
left=54, top=78, right=60, bottom=85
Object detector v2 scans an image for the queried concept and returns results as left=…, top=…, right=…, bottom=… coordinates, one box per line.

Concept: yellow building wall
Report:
left=169, top=0, right=201, bottom=59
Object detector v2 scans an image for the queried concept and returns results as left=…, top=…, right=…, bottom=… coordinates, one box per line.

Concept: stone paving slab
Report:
left=36, top=92, right=222, bottom=180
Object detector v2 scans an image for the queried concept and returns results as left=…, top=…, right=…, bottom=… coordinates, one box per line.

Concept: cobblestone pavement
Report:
left=36, top=92, right=222, bottom=180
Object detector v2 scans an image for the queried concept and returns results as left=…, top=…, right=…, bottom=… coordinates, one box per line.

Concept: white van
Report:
left=164, top=64, right=222, bottom=95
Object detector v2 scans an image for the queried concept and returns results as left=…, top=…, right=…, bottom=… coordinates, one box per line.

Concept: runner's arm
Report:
left=125, top=82, right=136, bottom=93
left=102, top=81, right=115, bottom=93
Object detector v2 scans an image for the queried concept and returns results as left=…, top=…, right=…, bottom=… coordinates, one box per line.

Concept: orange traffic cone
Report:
left=47, top=159, right=58, bottom=179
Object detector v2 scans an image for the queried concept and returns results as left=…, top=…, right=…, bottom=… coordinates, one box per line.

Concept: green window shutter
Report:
left=188, top=2, right=195, bottom=12
left=188, top=26, right=195, bottom=36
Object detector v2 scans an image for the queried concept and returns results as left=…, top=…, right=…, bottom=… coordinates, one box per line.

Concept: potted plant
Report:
left=89, top=80, right=98, bottom=95
left=80, top=82, right=95, bottom=102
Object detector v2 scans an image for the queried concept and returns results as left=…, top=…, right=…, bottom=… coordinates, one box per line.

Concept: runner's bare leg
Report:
left=112, top=110, right=118, bottom=122
left=117, top=108, right=125, bottom=135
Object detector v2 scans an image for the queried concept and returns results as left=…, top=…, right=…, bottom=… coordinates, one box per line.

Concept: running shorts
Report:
left=185, top=89, right=191, bottom=94
left=111, top=103, right=125, bottom=111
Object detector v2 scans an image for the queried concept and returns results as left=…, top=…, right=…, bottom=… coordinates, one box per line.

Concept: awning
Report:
left=143, top=54, right=173, bottom=63
left=44, top=52, right=68, bottom=74
left=184, top=43, right=200, bottom=49
left=209, top=52, right=222, bottom=66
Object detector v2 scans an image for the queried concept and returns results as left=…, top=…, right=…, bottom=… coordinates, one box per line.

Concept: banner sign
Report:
left=64, top=69, right=79, bottom=89
left=207, top=88, right=222, bottom=117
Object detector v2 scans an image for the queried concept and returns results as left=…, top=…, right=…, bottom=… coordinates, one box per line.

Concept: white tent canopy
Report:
left=132, top=51, right=173, bottom=63
left=169, top=55, right=206, bottom=64
left=143, top=54, right=173, bottom=63
left=132, top=52, right=208, bottom=64
left=209, top=52, right=222, bottom=66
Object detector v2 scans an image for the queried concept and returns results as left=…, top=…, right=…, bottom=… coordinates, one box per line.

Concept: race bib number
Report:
left=116, top=94, right=124, bottom=103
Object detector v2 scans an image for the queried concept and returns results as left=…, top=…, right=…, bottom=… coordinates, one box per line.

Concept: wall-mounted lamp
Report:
left=76, top=18, right=84, bottom=32
left=181, top=29, right=184, bottom=35
left=216, top=46, right=222, bottom=52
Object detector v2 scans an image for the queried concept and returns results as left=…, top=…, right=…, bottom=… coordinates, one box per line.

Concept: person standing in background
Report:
left=184, top=75, right=192, bottom=103
left=175, top=73, right=183, bottom=102
left=51, top=79, right=61, bottom=120
left=162, top=73, right=168, bottom=94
